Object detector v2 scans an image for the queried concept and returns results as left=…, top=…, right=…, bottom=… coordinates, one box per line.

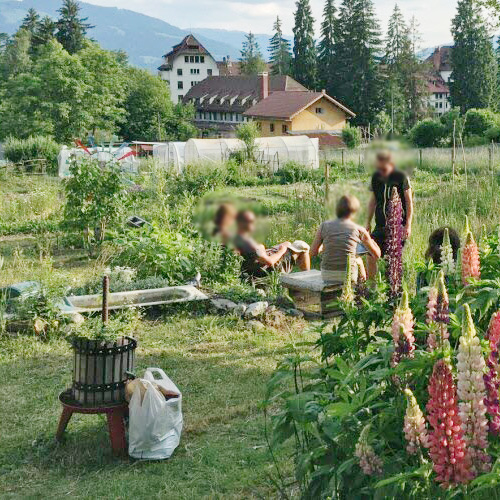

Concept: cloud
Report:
left=84, top=0, right=457, bottom=46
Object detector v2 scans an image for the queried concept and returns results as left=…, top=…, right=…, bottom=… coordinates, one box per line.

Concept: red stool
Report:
left=56, top=390, right=129, bottom=456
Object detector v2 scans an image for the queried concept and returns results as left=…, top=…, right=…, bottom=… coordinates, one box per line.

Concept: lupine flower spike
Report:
left=426, top=359, right=472, bottom=488
left=404, top=388, right=429, bottom=455
left=354, top=425, right=383, bottom=476
left=484, top=311, right=500, bottom=435
left=456, top=304, right=491, bottom=475
left=440, top=228, right=455, bottom=276
left=426, top=271, right=450, bottom=350
left=391, top=291, right=415, bottom=367
left=340, top=253, right=355, bottom=304
left=386, top=187, right=404, bottom=298
left=462, top=221, right=480, bottom=285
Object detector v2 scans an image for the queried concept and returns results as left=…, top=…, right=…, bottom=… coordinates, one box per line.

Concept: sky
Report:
left=84, top=0, right=456, bottom=48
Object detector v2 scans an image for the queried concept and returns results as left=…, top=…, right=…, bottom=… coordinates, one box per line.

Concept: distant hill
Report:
left=0, top=0, right=287, bottom=71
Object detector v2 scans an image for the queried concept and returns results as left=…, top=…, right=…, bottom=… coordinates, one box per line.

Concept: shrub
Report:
left=409, top=119, right=446, bottom=147
left=485, top=125, right=500, bottom=143
left=273, top=161, right=315, bottom=184
left=464, top=108, right=499, bottom=137
left=63, top=158, right=130, bottom=247
left=236, top=121, right=260, bottom=161
left=342, top=125, right=362, bottom=149
left=372, top=110, right=392, bottom=138
left=4, top=135, right=60, bottom=174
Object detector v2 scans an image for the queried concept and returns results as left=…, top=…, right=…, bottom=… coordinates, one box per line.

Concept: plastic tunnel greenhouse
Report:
left=184, top=138, right=244, bottom=165
left=183, top=135, right=319, bottom=170
left=153, top=143, right=186, bottom=173
left=255, top=136, right=319, bottom=171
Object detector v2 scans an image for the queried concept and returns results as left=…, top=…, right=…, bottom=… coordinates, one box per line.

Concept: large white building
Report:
left=158, top=35, right=219, bottom=103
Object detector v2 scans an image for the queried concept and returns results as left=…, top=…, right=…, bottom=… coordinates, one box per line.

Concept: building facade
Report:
left=183, top=73, right=308, bottom=137
left=158, top=35, right=219, bottom=103
left=243, top=87, right=355, bottom=147
left=426, top=46, right=453, bottom=117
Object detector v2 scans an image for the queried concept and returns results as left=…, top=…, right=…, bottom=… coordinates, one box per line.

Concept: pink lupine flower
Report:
left=426, top=271, right=450, bottom=350
left=462, top=230, right=480, bottom=285
left=391, top=291, right=415, bottom=367
left=426, top=359, right=472, bottom=488
left=386, top=187, right=403, bottom=298
left=456, top=304, right=491, bottom=475
left=484, top=311, right=500, bottom=435
left=354, top=425, right=383, bottom=476
left=404, top=388, right=429, bottom=455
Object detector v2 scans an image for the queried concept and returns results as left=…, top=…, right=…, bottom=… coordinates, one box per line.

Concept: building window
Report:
left=191, top=81, right=196, bottom=87
left=178, top=81, right=183, bottom=89
left=177, top=68, right=183, bottom=76
left=190, top=56, right=194, bottom=63
left=315, top=107, right=324, bottom=114
left=195, top=56, right=199, bottom=63
left=178, top=95, right=183, bottom=102
left=190, top=68, right=200, bottom=74
left=184, top=56, right=189, bottom=63
left=282, top=124, right=288, bottom=133
left=270, top=123, right=275, bottom=132
left=207, top=69, right=213, bottom=76
left=201, top=56, right=205, bottom=63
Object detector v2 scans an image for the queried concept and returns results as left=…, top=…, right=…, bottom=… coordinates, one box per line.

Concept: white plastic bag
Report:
left=128, top=368, right=183, bottom=460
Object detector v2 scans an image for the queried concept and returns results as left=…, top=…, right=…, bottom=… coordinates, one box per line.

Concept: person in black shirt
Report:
left=366, top=151, right=414, bottom=280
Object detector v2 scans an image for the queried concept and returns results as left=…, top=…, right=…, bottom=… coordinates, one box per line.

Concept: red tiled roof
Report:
left=426, top=71, right=450, bottom=94
left=243, top=91, right=355, bottom=120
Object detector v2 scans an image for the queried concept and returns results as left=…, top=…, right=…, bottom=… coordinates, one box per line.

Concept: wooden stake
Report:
left=102, top=275, right=109, bottom=325
left=324, top=162, right=330, bottom=206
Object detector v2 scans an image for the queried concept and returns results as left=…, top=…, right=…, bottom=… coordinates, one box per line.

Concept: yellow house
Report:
left=243, top=89, right=355, bottom=147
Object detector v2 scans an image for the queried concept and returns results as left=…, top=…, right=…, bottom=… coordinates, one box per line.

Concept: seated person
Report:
left=234, top=210, right=311, bottom=278
left=213, top=203, right=237, bottom=246
left=425, top=227, right=460, bottom=263
left=311, top=195, right=381, bottom=284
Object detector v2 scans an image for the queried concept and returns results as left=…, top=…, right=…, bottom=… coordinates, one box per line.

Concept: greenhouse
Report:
left=255, top=136, right=319, bottom=171
left=184, top=138, right=244, bottom=165
left=183, top=135, right=319, bottom=170
left=152, top=142, right=186, bottom=173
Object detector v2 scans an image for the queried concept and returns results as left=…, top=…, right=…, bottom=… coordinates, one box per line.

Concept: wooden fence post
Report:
left=324, top=162, right=330, bottom=206
left=102, top=275, right=109, bottom=325
left=419, top=149, right=422, bottom=169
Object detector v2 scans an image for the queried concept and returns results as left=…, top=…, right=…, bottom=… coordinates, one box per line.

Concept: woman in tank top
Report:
left=310, top=195, right=381, bottom=284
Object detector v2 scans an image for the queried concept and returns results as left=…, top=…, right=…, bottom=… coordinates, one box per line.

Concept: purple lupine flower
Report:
left=484, top=312, right=500, bottom=435
left=386, top=187, right=403, bottom=298
left=426, top=271, right=450, bottom=350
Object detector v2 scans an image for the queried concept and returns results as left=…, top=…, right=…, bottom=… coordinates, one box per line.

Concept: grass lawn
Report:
left=0, top=309, right=311, bottom=498
left=1, top=158, right=499, bottom=498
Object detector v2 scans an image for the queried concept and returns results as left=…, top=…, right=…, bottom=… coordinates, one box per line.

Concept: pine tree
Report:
left=240, top=32, right=267, bottom=75
left=33, top=16, right=56, bottom=49
left=384, top=5, right=410, bottom=66
left=450, top=0, right=497, bottom=112
left=20, top=8, right=40, bottom=36
left=269, top=17, right=292, bottom=75
left=293, top=0, right=317, bottom=88
left=56, top=0, right=93, bottom=54
left=335, top=0, right=384, bottom=125
left=317, top=0, right=337, bottom=94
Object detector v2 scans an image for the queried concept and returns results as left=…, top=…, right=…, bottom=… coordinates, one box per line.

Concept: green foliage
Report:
left=119, top=67, right=196, bottom=142
left=317, top=0, right=337, bottom=94
left=293, top=0, right=317, bottom=88
left=464, top=108, right=500, bottom=137
left=71, top=309, right=139, bottom=342
left=3, top=135, right=60, bottom=174
left=56, top=0, right=93, bottom=54
left=236, top=121, right=260, bottom=161
left=372, top=110, right=392, bottom=138
left=269, top=17, right=292, bottom=76
left=409, top=119, right=446, bottom=147
left=333, top=0, right=384, bottom=125
left=63, top=158, right=130, bottom=244
left=111, top=224, right=241, bottom=286
left=450, top=0, right=498, bottom=113
left=485, top=125, right=500, bottom=142
left=342, top=124, right=362, bottom=149
left=239, top=32, right=267, bottom=75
